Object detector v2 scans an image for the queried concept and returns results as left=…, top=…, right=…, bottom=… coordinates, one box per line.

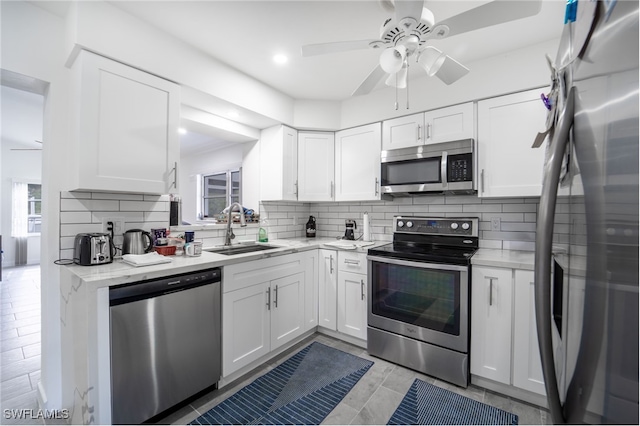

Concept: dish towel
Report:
left=122, top=252, right=172, bottom=267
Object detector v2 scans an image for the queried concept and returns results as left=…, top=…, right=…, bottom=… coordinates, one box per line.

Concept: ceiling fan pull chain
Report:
left=395, top=73, right=399, bottom=110
left=406, top=58, right=410, bottom=110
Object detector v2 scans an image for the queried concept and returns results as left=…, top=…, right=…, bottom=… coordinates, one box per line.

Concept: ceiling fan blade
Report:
left=429, top=0, right=542, bottom=39
left=352, top=64, right=387, bottom=97
left=301, top=40, right=381, bottom=57
left=433, top=55, right=469, bottom=85
left=394, top=0, right=425, bottom=29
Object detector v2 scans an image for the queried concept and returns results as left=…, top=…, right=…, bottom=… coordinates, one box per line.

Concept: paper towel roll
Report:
left=363, top=212, right=371, bottom=242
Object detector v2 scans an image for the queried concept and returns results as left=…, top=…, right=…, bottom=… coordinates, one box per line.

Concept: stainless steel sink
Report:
left=205, top=244, right=279, bottom=256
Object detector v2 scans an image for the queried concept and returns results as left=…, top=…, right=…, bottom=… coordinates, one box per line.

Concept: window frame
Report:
left=199, top=168, right=242, bottom=221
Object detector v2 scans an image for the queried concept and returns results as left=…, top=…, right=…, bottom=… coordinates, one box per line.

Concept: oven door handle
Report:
left=367, top=255, right=469, bottom=272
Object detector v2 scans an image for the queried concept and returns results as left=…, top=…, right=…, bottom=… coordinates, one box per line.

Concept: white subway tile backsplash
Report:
left=120, top=200, right=168, bottom=212
left=430, top=204, right=462, bottom=213
left=93, top=193, right=144, bottom=201
left=60, top=223, right=103, bottom=237
left=60, top=212, right=92, bottom=224
left=59, top=191, right=171, bottom=258
left=502, top=203, right=538, bottom=213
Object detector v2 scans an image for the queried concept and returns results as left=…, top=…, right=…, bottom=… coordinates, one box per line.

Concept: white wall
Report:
left=0, top=86, right=44, bottom=267
left=1, top=0, right=70, bottom=410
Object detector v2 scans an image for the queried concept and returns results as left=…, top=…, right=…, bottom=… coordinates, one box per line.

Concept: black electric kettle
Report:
left=122, top=229, right=154, bottom=255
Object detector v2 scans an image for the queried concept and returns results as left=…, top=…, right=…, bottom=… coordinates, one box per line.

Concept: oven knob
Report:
left=450, top=222, right=459, bottom=230
left=397, top=221, right=404, bottom=228
left=462, top=222, right=470, bottom=230
left=406, top=221, right=413, bottom=228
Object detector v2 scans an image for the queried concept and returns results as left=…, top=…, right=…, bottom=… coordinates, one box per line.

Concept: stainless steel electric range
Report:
left=367, top=216, right=478, bottom=388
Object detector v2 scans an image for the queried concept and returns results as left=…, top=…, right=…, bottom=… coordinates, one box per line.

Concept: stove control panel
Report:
left=394, top=216, right=479, bottom=237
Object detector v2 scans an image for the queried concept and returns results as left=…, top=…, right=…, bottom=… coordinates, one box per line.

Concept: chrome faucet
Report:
left=224, top=202, right=247, bottom=246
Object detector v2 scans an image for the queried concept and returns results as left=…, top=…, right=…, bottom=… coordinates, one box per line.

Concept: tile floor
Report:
left=1, top=265, right=43, bottom=425
left=1, top=265, right=550, bottom=425
left=155, top=334, right=551, bottom=425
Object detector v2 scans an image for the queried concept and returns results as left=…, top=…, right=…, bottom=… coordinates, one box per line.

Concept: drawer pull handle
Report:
left=344, top=259, right=360, bottom=265
left=360, top=279, right=365, bottom=301
left=266, top=287, right=271, bottom=310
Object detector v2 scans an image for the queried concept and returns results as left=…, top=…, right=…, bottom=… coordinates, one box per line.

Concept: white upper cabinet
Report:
left=477, top=88, right=548, bottom=197
left=381, top=103, right=473, bottom=151
left=335, top=123, right=382, bottom=201
left=298, top=132, right=335, bottom=201
left=424, top=102, right=474, bottom=144
left=70, top=50, right=180, bottom=194
left=382, top=113, right=424, bottom=151
left=260, top=125, right=298, bottom=201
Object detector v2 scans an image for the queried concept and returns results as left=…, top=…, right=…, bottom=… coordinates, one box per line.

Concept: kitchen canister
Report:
left=363, top=212, right=371, bottom=242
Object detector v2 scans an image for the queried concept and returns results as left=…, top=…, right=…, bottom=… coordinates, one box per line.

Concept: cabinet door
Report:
left=382, top=113, right=424, bottom=150
left=282, top=126, right=299, bottom=201
left=335, top=123, right=382, bottom=201
left=424, top=102, right=474, bottom=145
left=513, top=269, right=546, bottom=395
left=304, top=250, right=319, bottom=332
left=260, top=125, right=298, bottom=201
left=470, top=266, right=513, bottom=384
left=318, top=249, right=337, bottom=330
left=337, top=271, right=367, bottom=340
left=74, top=50, right=180, bottom=194
left=222, top=282, right=270, bottom=376
left=298, top=132, right=335, bottom=201
left=270, top=272, right=306, bottom=349
left=477, top=89, right=548, bottom=197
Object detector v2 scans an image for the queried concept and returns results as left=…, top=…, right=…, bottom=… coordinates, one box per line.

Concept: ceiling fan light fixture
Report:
left=417, top=46, right=446, bottom=76
left=380, top=45, right=407, bottom=74
left=384, top=66, right=408, bottom=89
left=435, top=55, right=470, bottom=85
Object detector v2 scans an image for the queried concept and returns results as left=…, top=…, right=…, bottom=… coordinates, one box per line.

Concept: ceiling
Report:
left=107, top=0, right=566, bottom=101
left=29, top=0, right=566, bottom=151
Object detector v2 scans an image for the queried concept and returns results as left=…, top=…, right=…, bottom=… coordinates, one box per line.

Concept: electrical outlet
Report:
left=491, top=217, right=501, bottom=231
left=102, top=217, right=125, bottom=236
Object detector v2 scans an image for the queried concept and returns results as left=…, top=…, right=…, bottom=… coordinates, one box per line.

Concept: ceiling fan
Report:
left=301, top=0, right=542, bottom=97
left=10, top=140, right=43, bottom=151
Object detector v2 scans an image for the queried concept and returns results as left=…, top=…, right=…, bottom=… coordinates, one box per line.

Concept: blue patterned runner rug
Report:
left=191, top=342, right=373, bottom=425
left=388, top=379, right=519, bottom=425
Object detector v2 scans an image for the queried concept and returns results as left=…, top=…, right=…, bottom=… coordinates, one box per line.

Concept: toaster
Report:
left=73, top=233, right=114, bottom=266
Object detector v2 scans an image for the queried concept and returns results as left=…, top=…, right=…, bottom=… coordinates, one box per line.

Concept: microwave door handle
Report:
left=441, top=151, right=448, bottom=189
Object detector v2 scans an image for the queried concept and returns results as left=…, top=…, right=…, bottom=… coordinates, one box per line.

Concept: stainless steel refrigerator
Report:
left=534, top=0, right=638, bottom=424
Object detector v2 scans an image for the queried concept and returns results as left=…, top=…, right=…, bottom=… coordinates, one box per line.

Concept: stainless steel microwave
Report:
left=380, top=139, right=475, bottom=196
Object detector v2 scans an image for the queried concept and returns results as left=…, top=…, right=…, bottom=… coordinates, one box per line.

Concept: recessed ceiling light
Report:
left=273, top=54, right=288, bottom=64
left=178, top=127, right=187, bottom=135
left=228, top=110, right=240, bottom=118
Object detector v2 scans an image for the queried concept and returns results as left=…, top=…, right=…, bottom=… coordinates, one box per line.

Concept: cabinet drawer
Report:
left=223, top=252, right=305, bottom=293
left=338, top=252, right=367, bottom=274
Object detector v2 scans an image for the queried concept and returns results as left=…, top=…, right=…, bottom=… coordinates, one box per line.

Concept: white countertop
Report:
left=63, top=237, right=389, bottom=288
left=471, top=248, right=535, bottom=270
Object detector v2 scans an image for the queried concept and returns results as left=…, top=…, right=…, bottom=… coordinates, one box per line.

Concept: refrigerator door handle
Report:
left=534, top=86, right=575, bottom=425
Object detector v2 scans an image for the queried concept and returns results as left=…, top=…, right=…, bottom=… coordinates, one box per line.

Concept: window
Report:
left=27, top=184, right=41, bottom=233
left=201, top=169, right=241, bottom=220
left=12, top=182, right=41, bottom=236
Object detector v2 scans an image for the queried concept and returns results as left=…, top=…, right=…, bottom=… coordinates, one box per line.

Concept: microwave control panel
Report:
left=447, top=153, right=473, bottom=182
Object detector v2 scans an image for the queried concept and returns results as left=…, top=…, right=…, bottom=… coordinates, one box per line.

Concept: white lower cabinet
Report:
left=471, top=265, right=546, bottom=398
left=513, top=269, right=546, bottom=395
left=318, top=249, right=338, bottom=330
left=337, top=271, right=367, bottom=340
left=471, top=266, right=513, bottom=384
left=222, top=252, right=311, bottom=377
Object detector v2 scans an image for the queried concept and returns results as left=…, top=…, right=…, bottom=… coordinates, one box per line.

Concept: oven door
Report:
left=367, top=255, right=469, bottom=353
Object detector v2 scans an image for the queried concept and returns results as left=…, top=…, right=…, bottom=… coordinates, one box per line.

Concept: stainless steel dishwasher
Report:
left=109, top=268, right=221, bottom=424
